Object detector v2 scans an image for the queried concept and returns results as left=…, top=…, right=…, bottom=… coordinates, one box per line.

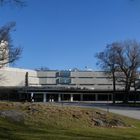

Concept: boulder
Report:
left=0, top=110, right=24, bottom=123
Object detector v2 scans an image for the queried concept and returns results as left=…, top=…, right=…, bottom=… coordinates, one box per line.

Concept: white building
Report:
left=0, top=67, right=139, bottom=102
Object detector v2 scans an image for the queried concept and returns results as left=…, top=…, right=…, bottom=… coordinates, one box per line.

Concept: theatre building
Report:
left=0, top=67, right=139, bottom=102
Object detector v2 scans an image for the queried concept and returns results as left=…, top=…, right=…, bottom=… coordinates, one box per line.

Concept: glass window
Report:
left=59, top=78, right=71, bottom=84
left=59, top=71, right=70, bottom=77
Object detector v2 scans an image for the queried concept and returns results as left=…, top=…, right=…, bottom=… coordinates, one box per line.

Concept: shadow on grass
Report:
left=0, top=116, right=140, bottom=140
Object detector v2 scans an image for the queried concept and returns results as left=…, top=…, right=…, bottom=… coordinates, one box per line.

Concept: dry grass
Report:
left=0, top=101, right=140, bottom=140
left=0, top=101, right=131, bottom=128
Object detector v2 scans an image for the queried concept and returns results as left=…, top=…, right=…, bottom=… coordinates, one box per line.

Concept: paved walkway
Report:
left=95, top=106, right=140, bottom=120
left=57, top=102, right=140, bottom=120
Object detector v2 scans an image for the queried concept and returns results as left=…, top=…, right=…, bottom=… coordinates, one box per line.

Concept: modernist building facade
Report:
left=0, top=67, right=139, bottom=102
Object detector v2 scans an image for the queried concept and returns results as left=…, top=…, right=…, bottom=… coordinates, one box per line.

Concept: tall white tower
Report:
left=0, top=40, right=9, bottom=67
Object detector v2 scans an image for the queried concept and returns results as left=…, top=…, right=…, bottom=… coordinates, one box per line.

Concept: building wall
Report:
left=37, top=71, right=57, bottom=85
left=0, top=68, right=126, bottom=90
left=0, top=67, right=39, bottom=87
left=70, top=71, right=124, bottom=90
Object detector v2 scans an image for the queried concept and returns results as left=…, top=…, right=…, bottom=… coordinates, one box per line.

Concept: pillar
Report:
left=95, top=94, right=98, bottom=101
left=80, top=94, right=83, bottom=101
left=31, top=92, right=34, bottom=102
left=43, top=93, right=47, bottom=102
left=70, top=94, right=73, bottom=102
left=58, top=94, right=61, bottom=102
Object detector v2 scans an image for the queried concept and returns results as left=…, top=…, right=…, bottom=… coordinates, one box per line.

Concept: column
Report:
left=70, top=94, right=73, bottom=102
left=43, top=93, right=47, bottom=102
left=95, top=94, right=98, bottom=101
left=80, top=94, right=83, bottom=101
left=58, top=94, right=61, bottom=102
left=31, top=92, right=34, bottom=102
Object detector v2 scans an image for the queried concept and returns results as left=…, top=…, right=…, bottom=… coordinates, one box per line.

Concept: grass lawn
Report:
left=0, top=102, right=140, bottom=140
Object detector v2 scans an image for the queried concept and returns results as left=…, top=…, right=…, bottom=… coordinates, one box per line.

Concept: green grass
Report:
left=0, top=102, right=140, bottom=140
left=0, top=118, right=140, bottom=140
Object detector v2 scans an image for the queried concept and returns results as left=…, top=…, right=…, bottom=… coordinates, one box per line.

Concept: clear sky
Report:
left=0, top=0, right=140, bottom=70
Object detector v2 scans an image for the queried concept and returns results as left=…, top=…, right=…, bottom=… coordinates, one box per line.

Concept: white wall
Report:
left=0, top=68, right=126, bottom=90
left=0, top=67, right=37, bottom=87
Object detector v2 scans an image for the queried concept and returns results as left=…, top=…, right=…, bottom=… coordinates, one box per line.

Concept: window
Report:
left=59, top=71, right=70, bottom=77
left=58, top=78, right=71, bottom=84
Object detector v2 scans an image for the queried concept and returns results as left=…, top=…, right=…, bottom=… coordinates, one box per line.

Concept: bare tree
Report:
left=0, top=0, right=25, bottom=7
left=96, top=43, right=119, bottom=104
left=114, top=40, right=140, bottom=103
left=96, top=40, right=140, bottom=103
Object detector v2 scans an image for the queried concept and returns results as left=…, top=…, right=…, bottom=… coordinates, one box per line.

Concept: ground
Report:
left=0, top=102, right=140, bottom=140
left=59, top=102, right=140, bottom=120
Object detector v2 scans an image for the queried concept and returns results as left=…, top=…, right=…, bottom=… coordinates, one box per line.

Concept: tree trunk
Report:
left=112, top=71, right=116, bottom=104
left=124, top=82, right=128, bottom=104
left=123, top=91, right=129, bottom=104
left=123, top=80, right=130, bottom=104
left=134, top=81, right=137, bottom=104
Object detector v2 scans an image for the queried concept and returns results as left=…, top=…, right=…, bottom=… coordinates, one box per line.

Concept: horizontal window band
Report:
left=79, top=84, right=95, bottom=85
left=29, top=84, right=57, bottom=85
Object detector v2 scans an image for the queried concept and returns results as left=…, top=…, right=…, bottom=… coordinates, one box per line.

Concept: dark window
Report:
left=59, top=71, right=70, bottom=77
left=59, top=78, right=71, bottom=84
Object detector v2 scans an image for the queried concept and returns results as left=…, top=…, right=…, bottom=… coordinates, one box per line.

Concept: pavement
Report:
left=56, top=102, right=140, bottom=120
left=95, top=106, right=140, bottom=120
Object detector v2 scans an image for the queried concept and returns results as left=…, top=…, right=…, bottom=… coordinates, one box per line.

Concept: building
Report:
left=0, top=67, right=139, bottom=102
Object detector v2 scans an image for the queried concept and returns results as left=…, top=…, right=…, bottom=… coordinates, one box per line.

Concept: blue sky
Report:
left=0, top=0, right=140, bottom=70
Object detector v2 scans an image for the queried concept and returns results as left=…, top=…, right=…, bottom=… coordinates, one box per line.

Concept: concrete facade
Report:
left=0, top=67, right=139, bottom=102
left=0, top=68, right=126, bottom=90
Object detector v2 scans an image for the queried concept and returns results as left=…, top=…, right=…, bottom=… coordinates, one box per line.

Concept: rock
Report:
left=72, top=114, right=79, bottom=119
left=72, top=112, right=82, bottom=119
left=26, top=105, right=39, bottom=113
left=31, top=108, right=39, bottom=113
left=96, top=111, right=106, bottom=116
left=109, top=118, right=126, bottom=127
left=85, top=111, right=90, bottom=115
left=0, top=110, right=24, bottom=123
left=27, top=106, right=32, bottom=111
left=92, top=118, right=105, bottom=127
